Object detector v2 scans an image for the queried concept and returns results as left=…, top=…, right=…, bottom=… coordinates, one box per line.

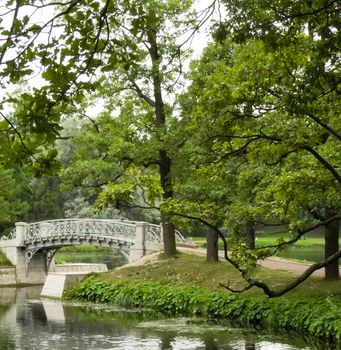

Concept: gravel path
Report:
left=177, top=246, right=335, bottom=277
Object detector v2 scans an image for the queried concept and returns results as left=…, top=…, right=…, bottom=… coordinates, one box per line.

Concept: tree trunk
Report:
left=162, top=219, right=176, bottom=257
left=325, top=208, right=340, bottom=280
left=206, top=227, right=219, bottom=262
left=204, top=337, right=219, bottom=350
left=159, top=149, right=176, bottom=257
left=148, top=30, right=176, bottom=257
left=244, top=221, right=255, bottom=249
left=244, top=342, right=256, bottom=350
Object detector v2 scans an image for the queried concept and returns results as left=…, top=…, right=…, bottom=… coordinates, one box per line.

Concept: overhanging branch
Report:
left=0, top=111, right=37, bottom=160
left=256, top=214, right=341, bottom=254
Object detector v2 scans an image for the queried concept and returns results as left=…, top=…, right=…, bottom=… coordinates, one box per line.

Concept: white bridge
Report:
left=0, top=219, right=190, bottom=284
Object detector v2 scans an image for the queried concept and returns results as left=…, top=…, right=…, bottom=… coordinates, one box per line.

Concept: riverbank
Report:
left=64, top=252, right=341, bottom=344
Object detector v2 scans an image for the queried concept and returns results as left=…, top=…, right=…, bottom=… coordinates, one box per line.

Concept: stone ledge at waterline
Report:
left=0, top=267, right=16, bottom=285
left=41, top=273, right=89, bottom=299
left=51, top=263, right=108, bottom=273
left=41, top=263, right=108, bottom=299
left=0, top=263, right=108, bottom=289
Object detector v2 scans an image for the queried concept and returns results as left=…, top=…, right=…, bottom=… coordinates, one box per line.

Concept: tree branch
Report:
left=168, top=210, right=341, bottom=297
left=306, top=112, right=341, bottom=141
left=0, top=111, right=37, bottom=160
left=253, top=249, right=341, bottom=298
left=302, top=145, right=341, bottom=185
left=256, top=214, right=341, bottom=253
left=79, top=112, right=100, bottom=133
left=128, top=79, right=156, bottom=108
left=265, top=149, right=296, bottom=166
left=0, top=0, right=20, bottom=64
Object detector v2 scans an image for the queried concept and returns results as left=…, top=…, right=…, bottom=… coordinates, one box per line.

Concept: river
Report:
left=54, top=249, right=127, bottom=269
left=0, top=286, right=335, bottom=350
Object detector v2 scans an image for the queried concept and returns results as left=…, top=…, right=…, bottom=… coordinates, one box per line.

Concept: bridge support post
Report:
left=160, top=222, right=164, bottom=243
left=15, top=222, right=27, bottom=247
left=129, top=222, right=148, bottom=263
left=14, top=222, right=27, bottom=283
left=13, top=222, right=47, bottom=284
left=0, top=222, right=27, bottom=268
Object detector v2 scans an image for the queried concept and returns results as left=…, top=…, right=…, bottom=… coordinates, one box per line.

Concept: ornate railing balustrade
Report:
left=24, top=219, right=138, bottom=242
left=6, top=219, right=188, bottom=245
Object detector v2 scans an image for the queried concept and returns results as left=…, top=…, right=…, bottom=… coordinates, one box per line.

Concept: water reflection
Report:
left=0, top=287, right=336, bottom=350
left=55, top=250, right=127, bottom=270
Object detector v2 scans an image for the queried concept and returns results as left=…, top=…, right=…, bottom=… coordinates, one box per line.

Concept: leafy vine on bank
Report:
left=64, top=277, right=341, bottom=343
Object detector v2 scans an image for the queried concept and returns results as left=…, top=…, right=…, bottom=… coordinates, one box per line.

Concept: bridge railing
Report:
left=24, top=219, right=137, bottom=241
left=147, top=223, right=193, bottom=245
left=2, top=219, right=191, bottom=245
left=1, top=228, right=16, bottom=240
left=146, top=224, right=162, bottom=242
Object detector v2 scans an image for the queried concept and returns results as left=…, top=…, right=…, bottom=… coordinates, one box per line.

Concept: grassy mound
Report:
left=97, top=252, right=341, bottom=298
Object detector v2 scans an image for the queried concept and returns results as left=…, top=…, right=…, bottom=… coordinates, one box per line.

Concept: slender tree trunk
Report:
left=206, top=227, right=219, bottom=262
left=244, top=221, right=255, bottom=249
left=148, top=30, right=176, bottom=257
left=204, top=337, right=219, bottom=350
left=244, top=342, right=256, bottom=350
left=325, top=208, right=340, bottom=280
left=160, top=334, right=173, bottom=349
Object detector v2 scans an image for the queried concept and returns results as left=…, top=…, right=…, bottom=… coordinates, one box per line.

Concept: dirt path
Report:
left=177, top=246, right=336, bottom=277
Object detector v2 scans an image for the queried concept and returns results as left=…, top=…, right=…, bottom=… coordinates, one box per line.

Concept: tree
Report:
left=0, top=89, right=63, bottom=230
left=171, top=0, right=340, bottom=295
left=1, top=0, right=220, bottom=256
left=57, top=113, right=160, bottom=222
left=51, top=0, right=223, bottom=257
left=218, top=0, right=341, bottom=285
left=0, top=167, right=30, bottom=233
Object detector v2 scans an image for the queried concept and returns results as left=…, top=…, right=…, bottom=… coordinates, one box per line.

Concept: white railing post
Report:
left=129, top=222, right=148, bottom=263
left=15, top=222, right=27, bottom=246
left=160, top=222, right=164, bottom=243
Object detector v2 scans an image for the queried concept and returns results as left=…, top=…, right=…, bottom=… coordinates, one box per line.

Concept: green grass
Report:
left=65, top=274, right=341, bottom=343
left=256, top=232, right=341, bottom=264
left=255, top=231, right=333, bottom=247
left=55, top=245, right=114, bottom=264
left=58, top=245, right=112, bottom=253
left=191, top=233, right=341, bottom=264
left=0, top=251, right=12, bottom=266
left=97, top=252, right=341, bottom=299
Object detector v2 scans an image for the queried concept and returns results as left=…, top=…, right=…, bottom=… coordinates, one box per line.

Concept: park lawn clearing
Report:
left=191, top=233, right=341, bottom=264
left=96, top=252, right=341, bottom=299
